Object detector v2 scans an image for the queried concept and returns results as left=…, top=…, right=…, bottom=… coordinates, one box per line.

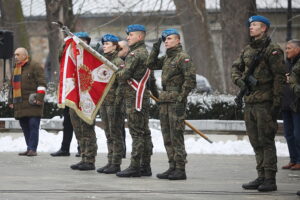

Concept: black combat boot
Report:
left=168, top=168, right=187, bottom=180
left=242, top=177, right=265, bottom=190
left=70, top=161, right=84, bottom=170
left=97, top=163, right=111, bottom=173
left=78, top=162, right=95, bottom=171
left=297, top=191, right=300, bottom=196
left=257, top=178, right=277, bottom=192
left=50, top=149, right=70, bottom=157
left=116, top=166, right=141, bottom=177
left=103, top=164, right=121, bottom=174
left=156, top=168, right=175, bottom=179
left=140, top=164, right=152, bottom=176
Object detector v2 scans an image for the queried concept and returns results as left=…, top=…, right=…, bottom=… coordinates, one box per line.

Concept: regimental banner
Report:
left=58, top=36, right=116, bottom=125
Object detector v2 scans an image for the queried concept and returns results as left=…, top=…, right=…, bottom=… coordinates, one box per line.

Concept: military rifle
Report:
left=234, top=37, right=271, bottom=109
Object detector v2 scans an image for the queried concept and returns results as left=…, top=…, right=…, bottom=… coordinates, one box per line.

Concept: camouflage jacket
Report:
left=288, top=54, right=300, bottom=112
left=147, top=44, right=196, bottom=103
left=117, top=40, right=149, bottom=99
left=103, top=51, right=124, bottom=105
left=231, top=35, right=285, bottom=106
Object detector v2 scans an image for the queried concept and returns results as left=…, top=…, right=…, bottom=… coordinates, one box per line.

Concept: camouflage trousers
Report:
left=244, top=102, right=278, bottom=179
left=69, top=109, right=97, bottom=164
left=100, top=104, right=124, bottom=165
left=159, top=102, right=187, bottom=170
left=126, top=97, right=153, bottom=168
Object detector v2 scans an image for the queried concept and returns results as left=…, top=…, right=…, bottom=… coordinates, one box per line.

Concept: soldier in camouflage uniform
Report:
left=115, top=24, right=153, bottom=177
left=232, top=16, right=285, bottom=191
left=96, top=34, right=125, bottom=174
left=117, top=39, right=159, bottom=175
left=147, top=29, right=196, bottom=180
left=69, top=32, right=97, bottom=171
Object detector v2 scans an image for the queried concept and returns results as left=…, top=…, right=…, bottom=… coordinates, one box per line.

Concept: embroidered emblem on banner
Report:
left=79, top=64, right=94, bottom=92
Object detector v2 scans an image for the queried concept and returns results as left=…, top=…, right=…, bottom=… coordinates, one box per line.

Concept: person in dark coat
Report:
left=9, top=47, right=46, bottom=156
left=281, top=39, right=300, bottom=171
left=285, top=40, right=300, bottom=196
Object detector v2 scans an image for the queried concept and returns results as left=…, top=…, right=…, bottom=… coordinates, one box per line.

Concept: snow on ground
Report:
left=0, top=126, right=289, bottom=157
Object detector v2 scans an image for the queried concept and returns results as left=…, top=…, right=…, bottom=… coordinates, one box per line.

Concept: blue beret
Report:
left=248, top=15, right=270, bottom=28
left=126, top=24, right=146, bottom=35
left=101, top=34, right=119, bottom=44
left=74, top=32, right=90, bottom=38
left=161, top=28, right=180, bottom=41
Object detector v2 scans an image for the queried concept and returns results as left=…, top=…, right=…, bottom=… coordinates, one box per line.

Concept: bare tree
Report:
left=220, top=0, right=256, bottom=94
left=45, top=0, right=64, bottom=83
left=173, top=0, right=225, bottom=92
left=0, top=0, right=30, bottom=50
left=63, top=0, right=75, bottom=31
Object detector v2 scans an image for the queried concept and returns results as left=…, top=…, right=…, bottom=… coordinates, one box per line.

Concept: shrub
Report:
left=0, top=84, right=243, bottom=120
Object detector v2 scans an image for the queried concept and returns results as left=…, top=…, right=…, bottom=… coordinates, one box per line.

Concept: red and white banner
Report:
left=127, top=68, right=151, bottom=111
left=58, top=36, right=115, bottom=124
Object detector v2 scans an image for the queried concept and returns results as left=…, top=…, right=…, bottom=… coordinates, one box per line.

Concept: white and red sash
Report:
left=127, top=68, right=151, bottom=111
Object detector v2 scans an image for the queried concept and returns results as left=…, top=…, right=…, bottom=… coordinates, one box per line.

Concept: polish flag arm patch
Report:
left=184, top=58, right=190, bottom=63
left=272, top=51, right=278, bottom=55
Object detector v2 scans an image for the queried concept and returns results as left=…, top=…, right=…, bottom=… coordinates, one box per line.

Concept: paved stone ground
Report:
left=0, top=152, right=299, bottom=200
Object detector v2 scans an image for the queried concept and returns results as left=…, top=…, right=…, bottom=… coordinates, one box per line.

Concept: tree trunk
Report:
left=173, top=0, right=225, bottom=92
left=220, top=0, right=256, bottom=94
left=63, top=0, right=75, bottom=31
left=0, top=0, right=30, bottom=51
left=45, top=0, right=64, bottom=83
left=286, top=0, right=292, bottom=41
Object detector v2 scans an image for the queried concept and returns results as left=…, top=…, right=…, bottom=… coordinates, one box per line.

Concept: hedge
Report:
left=0, top=94, right=244, bottom=120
